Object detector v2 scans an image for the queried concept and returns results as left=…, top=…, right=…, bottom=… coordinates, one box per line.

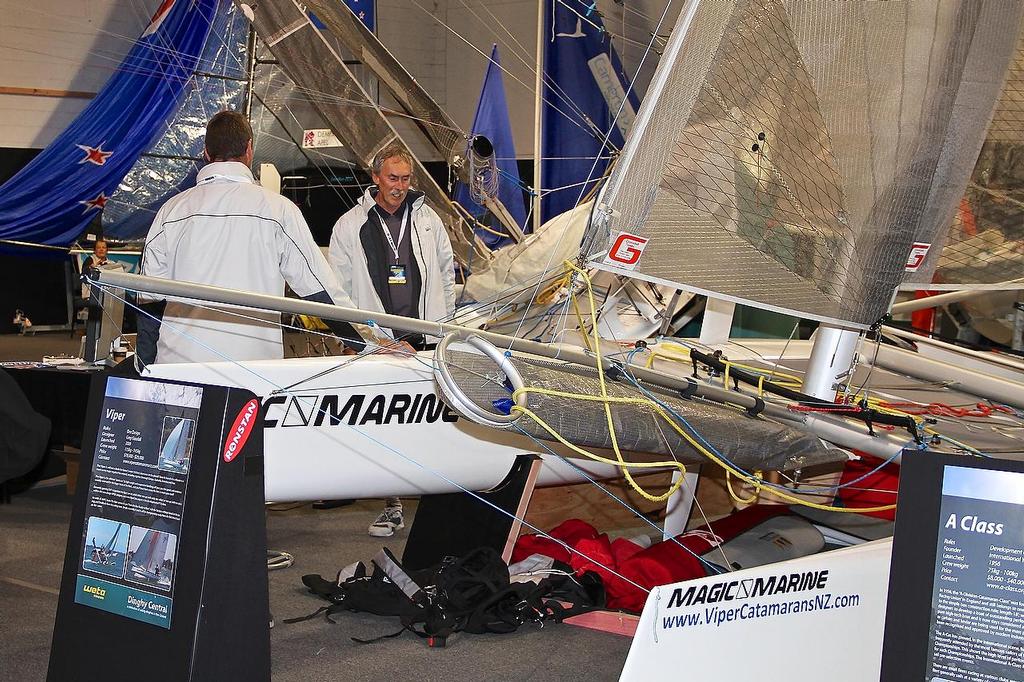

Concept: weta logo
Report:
left=263, top=392, right=458, bottom=428
left=82, top=584, right=106, bottom=599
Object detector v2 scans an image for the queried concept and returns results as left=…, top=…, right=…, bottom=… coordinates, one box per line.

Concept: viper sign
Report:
left=604, top=232, right=649, bottom=270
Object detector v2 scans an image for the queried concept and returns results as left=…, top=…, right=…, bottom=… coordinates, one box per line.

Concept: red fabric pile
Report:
left=836, top=453, right=900, bottom=520
left=512, top=506, right=792, bottom=612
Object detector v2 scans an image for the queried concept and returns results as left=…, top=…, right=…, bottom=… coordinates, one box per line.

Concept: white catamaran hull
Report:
left=146, top=353, right=631, bottom=502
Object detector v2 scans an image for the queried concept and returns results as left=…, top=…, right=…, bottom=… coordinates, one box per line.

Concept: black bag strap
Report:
left=373, top=547, right=426, bottom=604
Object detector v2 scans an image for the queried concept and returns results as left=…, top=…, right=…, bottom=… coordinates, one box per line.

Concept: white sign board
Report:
left=301, top=128, right=344, bottom=149
left=621, top=539, right=893, bottom=681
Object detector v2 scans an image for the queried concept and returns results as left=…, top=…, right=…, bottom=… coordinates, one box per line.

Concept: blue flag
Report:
left=454, top=45, right=527, bottom=248
left=540, top=0, right=639, bottom=224
left=309, top=1, right=375, bottom=32
left=0, top=0, right=218, bottom=246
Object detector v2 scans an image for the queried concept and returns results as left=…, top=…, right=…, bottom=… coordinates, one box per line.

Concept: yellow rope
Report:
left=570, top=291, right=594, bottom=352
left=505, top=260, right=899, bottom=513
left=566, top=260, right=678, bottom=502
left=513, top=383, right=896, bottom=513
left=726, top=469, right=761, bottom=505
left=511, top=404, right=687, bottom=500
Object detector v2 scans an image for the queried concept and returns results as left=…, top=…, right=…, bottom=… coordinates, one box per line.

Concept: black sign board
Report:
left=48, top=374, right=269, bottom=682
left=882, top=452, right=1024, bottom=682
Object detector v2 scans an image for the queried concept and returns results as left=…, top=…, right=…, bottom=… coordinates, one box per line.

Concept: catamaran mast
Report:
left=802, top=326, right=860, bottom=401
left=532, top=0, right=544, bottom=234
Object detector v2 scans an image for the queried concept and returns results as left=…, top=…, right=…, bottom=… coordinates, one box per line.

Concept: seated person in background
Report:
left=82, top=238, right=111, bottom=272
left=80, top=239, right=124, bottom=299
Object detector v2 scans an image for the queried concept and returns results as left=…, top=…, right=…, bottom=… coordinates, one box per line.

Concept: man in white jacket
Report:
left=138, top=111, right=365, bottom=365
left=329, top=142, right=456, bottom=536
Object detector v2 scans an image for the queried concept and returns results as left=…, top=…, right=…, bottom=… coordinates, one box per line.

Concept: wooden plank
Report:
left=0, top=86, right=95, bottom=99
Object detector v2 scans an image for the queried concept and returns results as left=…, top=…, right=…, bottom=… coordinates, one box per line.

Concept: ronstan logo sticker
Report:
left=223, top=399, right=259, bottom=462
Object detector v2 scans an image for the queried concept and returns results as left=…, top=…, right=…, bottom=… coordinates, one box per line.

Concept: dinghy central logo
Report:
left=263, top=393, right=459, bottom=428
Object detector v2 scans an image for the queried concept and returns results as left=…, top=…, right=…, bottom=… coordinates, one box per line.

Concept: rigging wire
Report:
left=503, top=0, right=678, bottom=348
left=456, top=0, right=613, bottom=143
left=93, top=281, right=653, bottom=593
left=409, top=0, right=608, bottom=147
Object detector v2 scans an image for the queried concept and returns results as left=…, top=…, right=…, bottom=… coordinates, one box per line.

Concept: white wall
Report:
left=0, top=0, right=153, bottom=149
left=0, top=0, right=679, bottom=156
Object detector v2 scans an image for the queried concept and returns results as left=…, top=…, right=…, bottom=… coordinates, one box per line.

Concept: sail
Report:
left=454, top=45, right=528, bottom=247
left=584, top=0, right=1023, bottom=329
left=102, top=0, right=249, bottom=240
left=131, top=530, right=170, bottom=576
left=905, top=26, right=1024, bottom=288
left=541, top=0, right=640, bottom=224
left=162, top=419, right=191, bottom=465
left=103, top=524, right=124, bottom=553
left=0, top=0, right=219, bottom=246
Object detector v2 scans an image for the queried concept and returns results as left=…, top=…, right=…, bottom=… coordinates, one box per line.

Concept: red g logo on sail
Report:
left=223, top=399, right=259, bottom=463
left=604, top=232, right=648, bottom=270
left=904, top=242, right=931, bottom=272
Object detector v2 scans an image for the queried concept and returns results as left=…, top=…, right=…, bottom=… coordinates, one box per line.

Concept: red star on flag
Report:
left=80, top=192, right=109, bottom=212
left=77, top=143, right=113, bottom=166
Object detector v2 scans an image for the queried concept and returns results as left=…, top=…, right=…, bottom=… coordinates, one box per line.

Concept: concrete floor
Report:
left=1, top=330, right=640, bottom=680
left=0, top=485, right=633, bottom=681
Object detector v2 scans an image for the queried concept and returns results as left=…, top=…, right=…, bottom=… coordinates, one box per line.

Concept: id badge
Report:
left=388, top=264, right=408, bottom=285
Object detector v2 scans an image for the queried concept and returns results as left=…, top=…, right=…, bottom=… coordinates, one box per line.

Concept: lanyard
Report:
left=379, top=206, right=409, bottom=262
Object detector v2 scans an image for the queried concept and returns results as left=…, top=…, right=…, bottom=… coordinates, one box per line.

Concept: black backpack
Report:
left=291, top=546, right=605, bottom=647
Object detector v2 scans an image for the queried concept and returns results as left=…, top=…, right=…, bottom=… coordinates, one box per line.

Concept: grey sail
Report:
left=131, top=530, right=170, bottom=576
left=905, top=24, right=1024, bottom=288
left=441, top=350, right=846, bottom=473
left=584, top=0, right=1023, bottom=329
left=234, top=0, right=491, bottom=265
left=103, top=524, right=124, bottom=553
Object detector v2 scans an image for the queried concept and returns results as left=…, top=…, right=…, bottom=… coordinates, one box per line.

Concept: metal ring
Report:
left=434, top=333, right=527, bottom=428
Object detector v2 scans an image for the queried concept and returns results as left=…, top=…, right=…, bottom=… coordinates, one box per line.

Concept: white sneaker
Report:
left=368, top=505, right=405, bottom=537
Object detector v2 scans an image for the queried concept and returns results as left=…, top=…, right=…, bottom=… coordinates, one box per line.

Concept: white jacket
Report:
left=329, top=188, right=455, bottom=336
left=142, top=162, right=358, bottom=364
